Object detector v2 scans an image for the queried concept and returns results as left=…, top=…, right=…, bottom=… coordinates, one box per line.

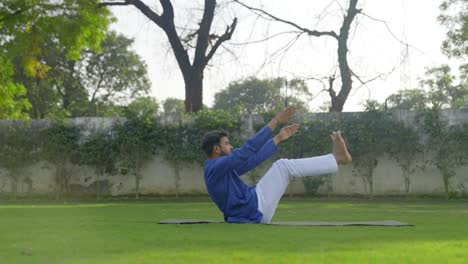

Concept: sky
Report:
left=108, top=0, right=453, bottom=112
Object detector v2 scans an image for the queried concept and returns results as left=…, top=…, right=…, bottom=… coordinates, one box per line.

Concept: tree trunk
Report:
left=368, top=167, right=374, bottom=200
left=55, top=166, right=63, bottom=200
left=174, top=162, right=181, bottom=198
left=135, top=175, right=140, bottom=199
left=63, top=60, right=76, bottom=112
left=184, top=71, right=204, bottom=112
left=98, top=0, right=237, bottom=113
left=11, top=177, right=17, bottom=201
left=329, top=0, right=360, bottom=112
left=96, top=171, right=101, bottom=199
left=443, top=174, right=450, bottom=199
left=403, top=170, right=411, bottom=198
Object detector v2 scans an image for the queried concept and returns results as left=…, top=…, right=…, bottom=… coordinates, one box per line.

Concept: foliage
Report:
left=278, top=116, right=340, bottom=196
left=416, top=109, right=468, bottom=198
left=0, top=0, right=113, bottom=116
left=11, top=31, right=150, bottom=118
left=113, top=113, right=159, bottom=199
left=3, top=106, right=468, bottom=199
left=40, top=122, right=81, bottom=199
left=385, top=66, right=467, bottom=111
left=213, top=77, right=311, bottom=114
left=386, top=121, right=424, bottom=196
left=0, top=56, right=31, bottom=119
left=421, top=65, right=468, bottom=109
left=79, top=129, right=116, bottom=198
left=385, top=89, right=428, bottom=110
left=0, top=122, right=39, bottom=198
left=162, top=98, right=185, bottom=116
left=80, top=31, right=151, bottom=115
left=124, top=97, right=159, bottom=122
left=438, top=0, right=468, bottom=60
left=0, top=0, right=112, bottom=74
left=343, top=111, right=400, bottom=198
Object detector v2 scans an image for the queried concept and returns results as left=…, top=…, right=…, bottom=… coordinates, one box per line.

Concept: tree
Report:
left=113, top=106, right=159, bottom=199
left=362, top=99, right=386, bottom=111
left=80, top=130, right=116, bottom=199
left=438, top=0, right=468, bottom=61
left=344, top=110, right=397, bottom=198
left=279, top=117, right=340, bottom=196
left=12, top=31, right=151, bottom=118
left=386, top=66, right=467, bottom=111
left=125, top=97, right=159, bottom=121
left=421, top=65, right=468, bottom=109
left=98, top=0, right=237, bottom=112
left=0, top=56, right=31, bottom=119
left=162, top=98, right=185, bottom=116
left=387, top=122, right=423, bottom=197
left=385, top=89, right=428, bottom=110
left=0, top=122, right=39, bottom=199
left=417, top=109, right=468, bottom=199
left=81, top=32, right=151, bottom=116
left=0, top=0, right=112, bottom=115
left=41, top=122, right=81, bottom=200
left=213, top=77, right=311, bottom=113
left=234, top=0, right=362, bottom=112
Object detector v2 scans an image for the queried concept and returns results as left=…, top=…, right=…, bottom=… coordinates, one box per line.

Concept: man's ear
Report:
left=213, top=145, right=220, bottom=154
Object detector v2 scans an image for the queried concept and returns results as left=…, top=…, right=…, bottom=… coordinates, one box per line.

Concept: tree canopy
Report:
left=0, top=0, right=113, bottom=118
left=213, top=77, right=312, bottom=113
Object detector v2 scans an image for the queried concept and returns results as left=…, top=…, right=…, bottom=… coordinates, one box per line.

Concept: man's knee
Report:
left=273, top=158, right=287, bottom=167
left=272, top=158, right=291, bottom=171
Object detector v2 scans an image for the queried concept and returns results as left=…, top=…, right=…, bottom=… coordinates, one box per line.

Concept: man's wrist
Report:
left=273, top=135, right=282, bottom=145
left=268, top=118, right=279, bottom=131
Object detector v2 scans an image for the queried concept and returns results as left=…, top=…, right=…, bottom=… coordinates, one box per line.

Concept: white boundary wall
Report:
left=1, top=110, right=468, bottom=197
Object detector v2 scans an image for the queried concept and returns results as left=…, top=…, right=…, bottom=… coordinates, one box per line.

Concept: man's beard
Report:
left=219, top=149, right=230, bottom=156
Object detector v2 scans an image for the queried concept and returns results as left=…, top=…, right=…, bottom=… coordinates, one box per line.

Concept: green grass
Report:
left=1, top=198, right=467, bottom=263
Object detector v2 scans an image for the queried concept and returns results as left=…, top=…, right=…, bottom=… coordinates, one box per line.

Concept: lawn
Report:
left=0, top=198, right=467, bottom=264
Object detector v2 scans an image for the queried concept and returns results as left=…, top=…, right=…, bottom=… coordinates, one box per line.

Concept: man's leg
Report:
left=256, top=154, right=338, bottom=223
left=256, top=131, right=351, bottom=223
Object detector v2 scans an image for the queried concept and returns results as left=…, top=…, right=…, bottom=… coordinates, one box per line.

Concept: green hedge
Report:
left=1, top=109, right=468, bottom=199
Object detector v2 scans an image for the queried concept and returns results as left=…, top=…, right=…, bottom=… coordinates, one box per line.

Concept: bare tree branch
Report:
left=226, top=30, right=302, bottom=45
left=233, top=0, right=338, bottom=39
left=204, top=18, right=238, bottom=68
left=255, top=32, right=304, bottom=75
left=350, top=67, right=396, bottom=90
left=361, top=12, right=424, bottom=54
left=97, top=1, right=129, bottom=7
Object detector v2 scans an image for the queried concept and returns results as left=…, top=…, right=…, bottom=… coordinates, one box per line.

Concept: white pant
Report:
left=255, top=154, right=338, bottom=223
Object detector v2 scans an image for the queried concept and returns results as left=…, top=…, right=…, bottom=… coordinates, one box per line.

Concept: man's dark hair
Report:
left=201, top=130, right=229, bottom=157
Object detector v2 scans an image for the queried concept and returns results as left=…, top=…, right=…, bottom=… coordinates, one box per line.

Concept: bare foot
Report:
left=331, top=131, right=352, bottom=164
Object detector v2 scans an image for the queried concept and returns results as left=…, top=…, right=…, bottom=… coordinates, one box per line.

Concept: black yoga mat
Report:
left=159, top=219, right=413, bottom=226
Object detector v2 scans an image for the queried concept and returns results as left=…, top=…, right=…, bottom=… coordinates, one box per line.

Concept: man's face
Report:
left=216, top=136, right=233, bottom=156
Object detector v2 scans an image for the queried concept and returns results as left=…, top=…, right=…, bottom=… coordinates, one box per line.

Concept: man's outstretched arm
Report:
left=232, top=120, right=301, bottom=175
left=224, top=107, right=297, bottom=169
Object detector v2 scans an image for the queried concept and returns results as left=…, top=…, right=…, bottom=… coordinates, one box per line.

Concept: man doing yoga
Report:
left=201, top=106, right=352, bottom=223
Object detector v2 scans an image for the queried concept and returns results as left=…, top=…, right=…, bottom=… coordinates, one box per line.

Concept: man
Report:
left=201, top=106, right=351, bottom=224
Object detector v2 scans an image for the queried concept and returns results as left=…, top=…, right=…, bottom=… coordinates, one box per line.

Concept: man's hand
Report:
left=275, top=106, right=296, bottom=124
left=268, top=106, right=296, bottom=131
left=273, top=123, right=300, bottom=145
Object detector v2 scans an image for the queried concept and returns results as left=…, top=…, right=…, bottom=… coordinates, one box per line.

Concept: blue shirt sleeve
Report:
left=223, top=125, right=273, bottom=170
left=234, top=139, right=278, bottom=175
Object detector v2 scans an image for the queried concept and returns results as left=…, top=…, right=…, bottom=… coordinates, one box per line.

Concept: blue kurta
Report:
left=204, top=126, right=279, bottom=223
